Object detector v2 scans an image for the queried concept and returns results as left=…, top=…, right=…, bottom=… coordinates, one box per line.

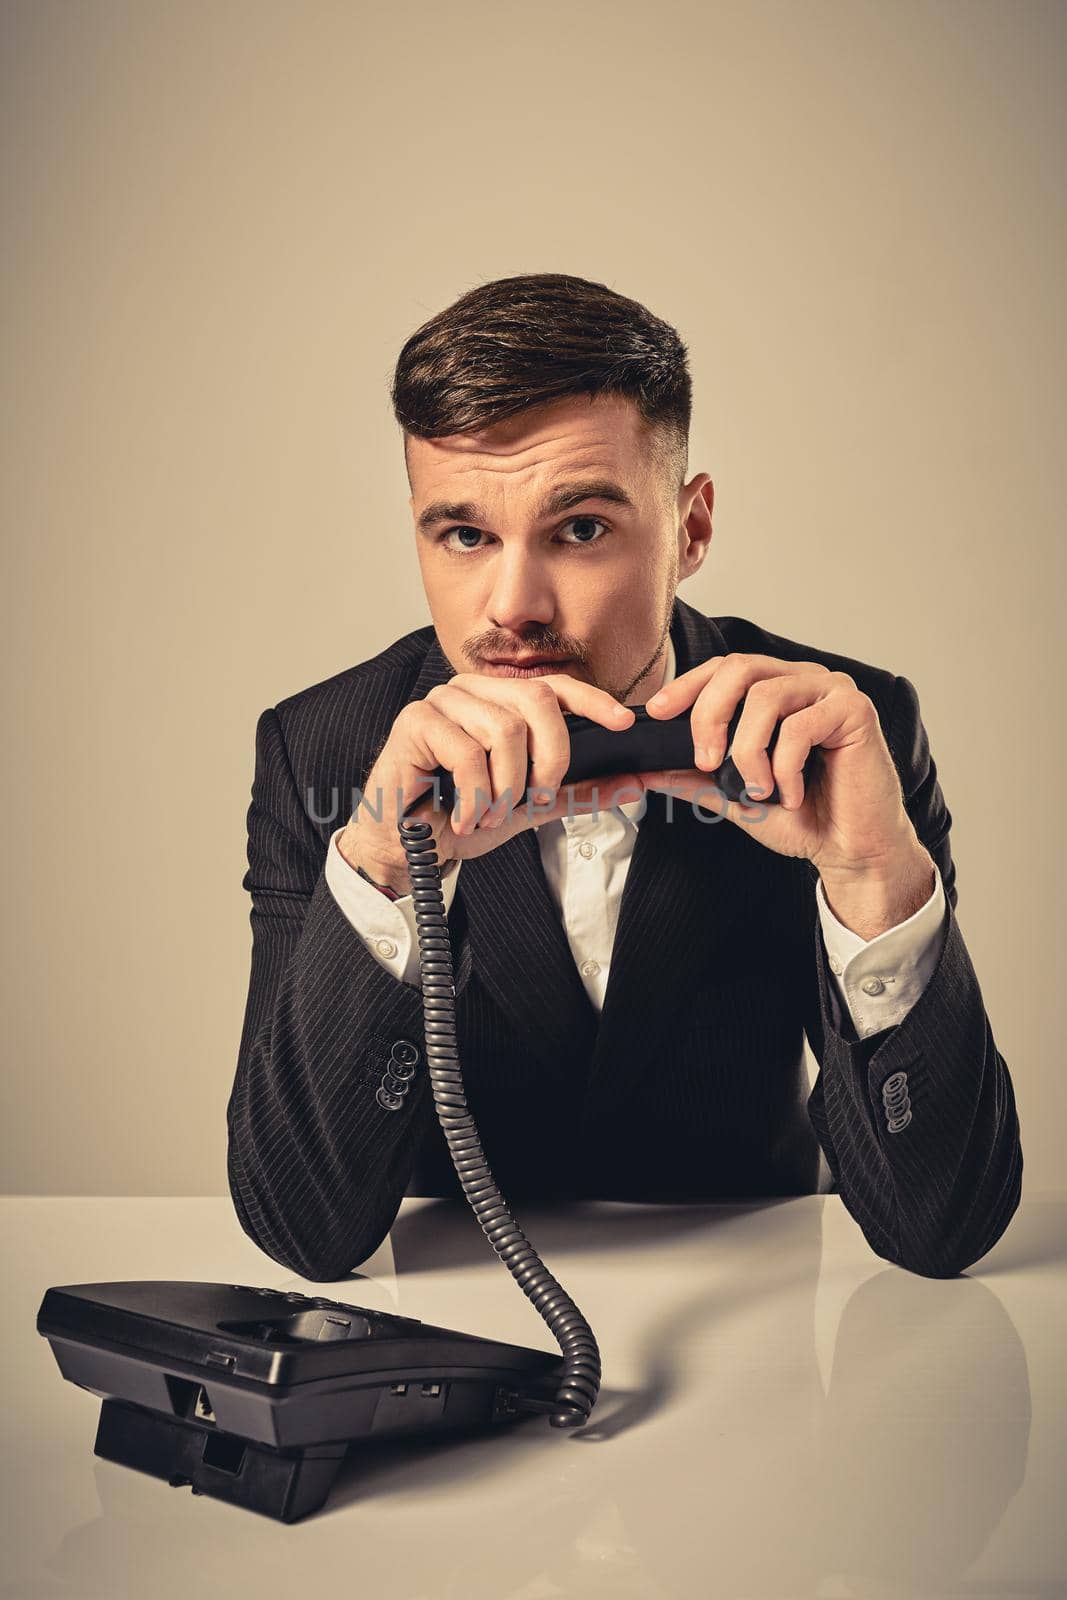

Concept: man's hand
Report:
left=639, top=653, right=936, bottom=937
left=337, top=673, right=643, bottom=895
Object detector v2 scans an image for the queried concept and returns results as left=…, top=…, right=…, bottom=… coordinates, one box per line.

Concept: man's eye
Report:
left=439, top=517, right=609, bottom=552
left=440, top=526, right=486, bottom=551
left=558, top=516, right=608, bottom=545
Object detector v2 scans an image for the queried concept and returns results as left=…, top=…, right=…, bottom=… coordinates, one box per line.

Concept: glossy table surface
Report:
left=4, top=1194, right=1065, bottom=1599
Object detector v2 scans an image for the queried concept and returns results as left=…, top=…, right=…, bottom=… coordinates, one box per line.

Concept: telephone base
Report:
left=38, top=1281, right=568, bottom=1523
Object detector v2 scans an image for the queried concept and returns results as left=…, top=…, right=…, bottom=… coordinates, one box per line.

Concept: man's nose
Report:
left=485, top=552, right=556, bottom=634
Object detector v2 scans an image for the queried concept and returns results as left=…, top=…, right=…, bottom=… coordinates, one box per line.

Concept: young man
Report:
left=227, top=272, right=1022, bottom=1282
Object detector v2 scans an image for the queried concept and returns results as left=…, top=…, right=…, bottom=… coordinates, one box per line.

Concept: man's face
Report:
left=406, top=392, right=713, bottom=705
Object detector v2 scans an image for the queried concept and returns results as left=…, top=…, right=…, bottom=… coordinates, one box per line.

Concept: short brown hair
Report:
left=391, top=272, right=691, bottom=497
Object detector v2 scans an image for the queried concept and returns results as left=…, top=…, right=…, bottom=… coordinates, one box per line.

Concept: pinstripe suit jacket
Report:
left=226, top=596, right=1022, bottom=1281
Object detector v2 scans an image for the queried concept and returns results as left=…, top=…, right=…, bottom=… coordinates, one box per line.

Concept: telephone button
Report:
left=390, top=1039, right=420, bottom=1068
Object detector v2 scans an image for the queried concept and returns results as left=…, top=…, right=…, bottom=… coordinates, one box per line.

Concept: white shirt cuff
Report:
left=324, top=827, right=462, bottom=986
left=816, top=860, right=947, bottom=1039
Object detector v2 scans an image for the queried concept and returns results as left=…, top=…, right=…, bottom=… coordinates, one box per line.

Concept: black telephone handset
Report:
left=427, top=700, right=816, bottom=813
left=36, top=699, right=818, bottom=1523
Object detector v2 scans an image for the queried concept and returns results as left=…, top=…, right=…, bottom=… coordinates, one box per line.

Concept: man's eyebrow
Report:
left=415, top=478, right=637, bottom=533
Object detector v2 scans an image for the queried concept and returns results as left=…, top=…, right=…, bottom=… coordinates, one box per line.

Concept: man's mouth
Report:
left=482, top=656, right=574, bottom=676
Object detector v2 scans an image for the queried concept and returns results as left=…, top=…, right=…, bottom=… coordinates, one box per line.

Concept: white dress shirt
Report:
left=325, top=636, right=947, bottom=1041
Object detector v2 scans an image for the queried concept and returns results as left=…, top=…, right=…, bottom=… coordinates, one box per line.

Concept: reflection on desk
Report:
left=7, top=1194, right=1063, bottom=1599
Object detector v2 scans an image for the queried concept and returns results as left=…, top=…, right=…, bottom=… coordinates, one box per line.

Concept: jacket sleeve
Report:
left=226, top=705, right=465, bottom=1280
left=803, top=673, right=1023, bottom=1278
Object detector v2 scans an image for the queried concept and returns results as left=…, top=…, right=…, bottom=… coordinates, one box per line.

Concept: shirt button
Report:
left=828, top=954, right=843, bottom=976
left=861, top=976, right=886, bottom=996
left=578, top=840, right=597, bottom=859
left=580, top=959, right=601, bottom=978
left=375, top=938, right=398, bottom=959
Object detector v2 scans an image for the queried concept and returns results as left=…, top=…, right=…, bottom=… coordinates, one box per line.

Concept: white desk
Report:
left=3, top=1195, right=1064, bottom=1599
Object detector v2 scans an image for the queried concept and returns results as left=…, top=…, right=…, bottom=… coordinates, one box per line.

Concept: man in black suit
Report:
left=227, top=272, right=1022, bottom=1282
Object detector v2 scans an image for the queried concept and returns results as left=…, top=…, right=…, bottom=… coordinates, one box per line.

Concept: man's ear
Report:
left=679, top=473, right=713, bottom=577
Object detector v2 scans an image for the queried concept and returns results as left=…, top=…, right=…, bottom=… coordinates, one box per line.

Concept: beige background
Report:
left=2, top=0, right=1063, bottom=1196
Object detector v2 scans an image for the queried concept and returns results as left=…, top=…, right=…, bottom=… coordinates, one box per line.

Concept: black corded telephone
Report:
left=37, top=701, right=809, bottom=1521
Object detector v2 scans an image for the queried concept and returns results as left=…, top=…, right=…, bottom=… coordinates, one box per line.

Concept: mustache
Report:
left=468, top=635, right=586, bottom=663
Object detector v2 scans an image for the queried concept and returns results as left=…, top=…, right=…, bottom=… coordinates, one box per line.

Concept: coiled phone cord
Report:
left=397, top=809, right=601, bottom=1429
